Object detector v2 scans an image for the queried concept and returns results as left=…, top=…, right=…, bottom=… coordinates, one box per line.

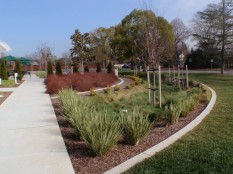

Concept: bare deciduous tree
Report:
left=170, top=18, right=190, bottom=65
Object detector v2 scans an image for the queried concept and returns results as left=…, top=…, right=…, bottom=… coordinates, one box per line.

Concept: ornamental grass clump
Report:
left=58, top=89, right=93, bottom=138
left=90, top=88, right=97, bottom=96
left=165, top=103, right=182, bottom=125
left=126, top=75, right=144, bottom=85
left=58, top=89, right=80, bottom=119
left=180, top=97, right=196, bottom=117
left=76, top=110, right=122, bottom=156
left=114, top=85, right=120, bottom=91
left=121, top=109, right=151, bottom=146
left=103, top=85, right=111, bottom=94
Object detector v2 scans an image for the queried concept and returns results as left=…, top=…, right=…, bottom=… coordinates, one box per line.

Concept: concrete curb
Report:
left=104, top=83, right=217, bottom=174
left=50, top=78, right=124, bottom=99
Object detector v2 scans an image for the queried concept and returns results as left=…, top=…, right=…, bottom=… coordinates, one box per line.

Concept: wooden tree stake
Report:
left=186, top=65, right=189, bottom=89
left=178, top=65, right=180, bottom=88
left=147, top=66, right=151, bottom=104
left=173, top=65, right=175, bottom=83
left=153, top=68, right=156, bottom=106
left=168, top=66, right=171, bottom=82
left=159, top=65, right=162, bottom=108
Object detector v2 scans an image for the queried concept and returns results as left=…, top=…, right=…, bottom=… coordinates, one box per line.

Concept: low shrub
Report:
left=120, top=109, right=151, bottom=146
left=45, top=72, right=118, bottom=94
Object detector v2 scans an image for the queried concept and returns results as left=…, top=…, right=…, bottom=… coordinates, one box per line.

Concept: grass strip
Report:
left=125, top=74, right=233, bottom=174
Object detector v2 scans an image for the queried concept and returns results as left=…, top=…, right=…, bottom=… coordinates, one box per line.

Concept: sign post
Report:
left=189, top=58, right=192, bottom=69
left=211, top=59, right=213, bottom=69
left=14, top=73, right=18, bottom=84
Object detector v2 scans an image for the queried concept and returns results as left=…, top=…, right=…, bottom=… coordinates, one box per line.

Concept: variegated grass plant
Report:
left=120, top=108, right=152, bottom=146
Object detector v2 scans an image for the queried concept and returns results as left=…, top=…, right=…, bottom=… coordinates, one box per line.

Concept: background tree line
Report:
left=191, top=0, right=233, bottom=73
left=28, top=0, right=233, bottom=74
left=70, top=9, right=190, bottom=71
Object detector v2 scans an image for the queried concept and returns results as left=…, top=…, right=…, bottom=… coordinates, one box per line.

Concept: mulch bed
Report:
left=51, top=97, right=206, bottom=174
left=0, top=80, right=24, bottom=106
left=0, top=92, right=12, bottom=105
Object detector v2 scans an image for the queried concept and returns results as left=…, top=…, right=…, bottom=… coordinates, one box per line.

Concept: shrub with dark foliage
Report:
left=96, top=63, right=102, bottom=72
left=73, top=62, right=79, bottom=72
left=107, top=61, right=113, bottom=73
left=47, top=61, right=54, bottom=75
left=45, top=72, right=118, bottom=94
left=14, top=60, right=23, bottom=80
left=0, top=60, right=8, bottom=80
left=84, top=66, right=89, bottom=72
left=56, top=61, right=62, bottom=75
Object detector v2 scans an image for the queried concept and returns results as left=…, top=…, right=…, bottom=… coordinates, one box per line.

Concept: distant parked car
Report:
left=122, top=64, right=131, bottom=68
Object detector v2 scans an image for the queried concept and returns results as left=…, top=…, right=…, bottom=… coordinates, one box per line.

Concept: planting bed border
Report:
left=104, top=83, right=217, bottom=174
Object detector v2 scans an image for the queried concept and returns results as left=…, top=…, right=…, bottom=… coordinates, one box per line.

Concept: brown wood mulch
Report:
left=0, top=80, right=24, bottom=106
left=51, top=97, right=206, bottom=174
left=0, top=92, right=12, bottom=105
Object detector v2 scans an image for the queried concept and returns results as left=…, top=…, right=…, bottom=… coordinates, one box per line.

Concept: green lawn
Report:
left=1, top=80, right=15, bottom=87
left=125, top=74, right=233, bottom=174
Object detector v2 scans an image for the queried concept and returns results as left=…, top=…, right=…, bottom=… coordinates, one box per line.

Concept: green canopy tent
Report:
left=0, top=56, right=18, bottom=70
left=0, top=56, right=31, bottom=71
left=18, top=57, right=31, bottom=65
left=0, top=55, right=17, bottom=61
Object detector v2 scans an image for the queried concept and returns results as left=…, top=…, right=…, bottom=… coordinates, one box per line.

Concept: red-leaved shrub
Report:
left=45, top=72, right=118, bottom=94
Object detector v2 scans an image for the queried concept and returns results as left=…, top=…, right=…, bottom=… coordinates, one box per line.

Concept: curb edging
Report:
left=104, top=83, right=217, bottom=174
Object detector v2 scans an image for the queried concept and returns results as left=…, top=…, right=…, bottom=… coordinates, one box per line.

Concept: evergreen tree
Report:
left=84, top=66, right=89, bottom=72
left=47, top=61, right=54, bottom=75
left=0, top=60, right=8, bottom=80
left=192, top=0, right=233, bottom=74
left=55, top=61, right=62, bottom=75
left=14, top=60, right=23, bottom=80
left=73, top=61, right=79, bottom=73
left=107, top=61, right=113, bottom=73
left=96, top=63, right=102, bottom=72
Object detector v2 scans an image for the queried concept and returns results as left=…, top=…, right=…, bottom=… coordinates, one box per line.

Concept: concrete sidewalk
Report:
left=0, top=75, right=75, bottom=174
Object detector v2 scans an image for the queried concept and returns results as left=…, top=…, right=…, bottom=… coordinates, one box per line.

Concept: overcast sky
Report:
left=0, top=0, right=220, bottom=58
